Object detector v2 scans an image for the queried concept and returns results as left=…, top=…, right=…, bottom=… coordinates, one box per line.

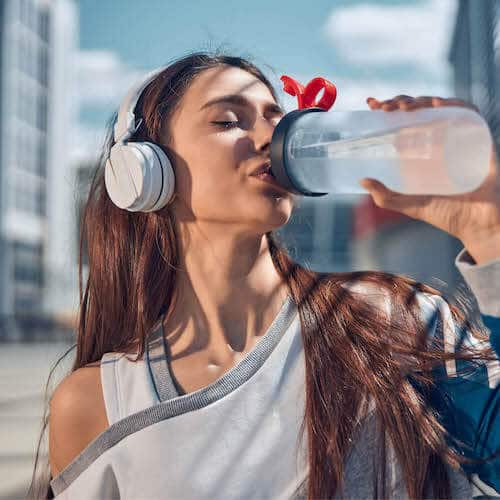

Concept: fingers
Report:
left=400, top=96, right=436, bottom=110
left=366, top=95, right=480, bottom=113
left=435, top=98, right=480, bottom=113
left=367, top=96, right=436, bottom=111
left=359, top=177, right=429, bottom=216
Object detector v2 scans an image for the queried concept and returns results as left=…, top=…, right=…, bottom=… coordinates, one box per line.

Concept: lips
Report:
left=250, top=161, right=274, bottom=178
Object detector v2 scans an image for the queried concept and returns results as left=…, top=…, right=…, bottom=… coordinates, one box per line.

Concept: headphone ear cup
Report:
left=104, top=141, right=175, bottom=212
left=143, top=142, right=176, bottom=212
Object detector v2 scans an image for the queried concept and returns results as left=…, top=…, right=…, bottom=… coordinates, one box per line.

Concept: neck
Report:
left=163, top=222, right=289, bottom=361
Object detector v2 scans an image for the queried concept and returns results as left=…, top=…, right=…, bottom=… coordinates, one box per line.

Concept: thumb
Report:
left=359, top=178, right=396, bottom=207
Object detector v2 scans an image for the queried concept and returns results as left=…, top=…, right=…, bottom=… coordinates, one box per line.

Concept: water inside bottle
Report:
left=287, top=118, right=490, bottom=194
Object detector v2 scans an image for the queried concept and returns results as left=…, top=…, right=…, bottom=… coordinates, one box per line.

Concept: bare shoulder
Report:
left=49, top=359, right=109, bottom=479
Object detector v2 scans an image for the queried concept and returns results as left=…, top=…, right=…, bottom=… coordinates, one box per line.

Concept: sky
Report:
left=74, top=0, right=459, bottom=157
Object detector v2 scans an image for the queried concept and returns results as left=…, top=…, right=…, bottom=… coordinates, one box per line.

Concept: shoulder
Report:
left=49, top=359, right=109, bottom=479
left=50, top=361, right=103, bottom=412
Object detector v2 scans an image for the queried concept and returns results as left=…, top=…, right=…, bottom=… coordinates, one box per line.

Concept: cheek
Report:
left=192, top=133, right=240, bottom=178
left=175, top=134, right=242, bottom=205
left=193, top=134, right=234, bottom=168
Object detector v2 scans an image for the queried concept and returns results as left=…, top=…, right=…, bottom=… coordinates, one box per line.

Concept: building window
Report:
left=76, top=165, right=96, bottom=267
left=277, top=200, right=316, bottom=265
left=13, top=174, right=40, bottom=214
left=330, top=202, right=354, bottom=271
left=13, top=240, right=43, bottom=314
left=20, top=37, right=28, bottom=75
left=39, top=10, right=50, bottom=42
left=28, top=41, right=36, bottom=80
left=38, top=138, right=47, bottom=178
left=37, top=93, right=48, bottom=131
left=29, top=91, right=35, bottom=126
left=13, top=241, right=43, bottom=287
left=38, top=186, right=46, bottom=216
left=20, top=0, right=29, bottom=26
left=29, top=0, right=37, bottom=32
left=17, top=81, right=22, bottom=120
left=39, top=48, right=48, bottom=87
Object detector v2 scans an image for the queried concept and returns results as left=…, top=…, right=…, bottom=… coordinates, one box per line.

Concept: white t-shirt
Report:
left=49, top=289, right=473, bottom=499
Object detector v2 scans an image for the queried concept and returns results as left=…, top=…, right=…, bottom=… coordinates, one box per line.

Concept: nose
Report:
left=252, top=115, right=277, bottom=153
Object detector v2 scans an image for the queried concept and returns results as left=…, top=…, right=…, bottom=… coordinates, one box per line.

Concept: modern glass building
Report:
left=449, top=0, right=500, bottom=152
left=0, top=0, right=78, bottom=340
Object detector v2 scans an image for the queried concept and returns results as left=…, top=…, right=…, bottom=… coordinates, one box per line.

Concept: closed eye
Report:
left=211, top=121, right=239, bottom=129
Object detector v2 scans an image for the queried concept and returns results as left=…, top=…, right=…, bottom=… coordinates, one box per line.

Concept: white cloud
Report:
left=324, top=75, right=452, bottom=110
left=71, top=50, right=147, bottom=162
left=322, top=0, right=457, bottom=80
left=70, top=123, right=106, bottom=165
left=76, top=50, right=146, bottom=107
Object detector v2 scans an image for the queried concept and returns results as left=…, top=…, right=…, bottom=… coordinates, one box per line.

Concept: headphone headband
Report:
left=113, top=65, right=168, bottom=144
left=105, top=64, right=176, bottom=213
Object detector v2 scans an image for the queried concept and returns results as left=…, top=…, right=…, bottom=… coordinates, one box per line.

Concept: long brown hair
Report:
left=29, top=50, right=498, bottom=499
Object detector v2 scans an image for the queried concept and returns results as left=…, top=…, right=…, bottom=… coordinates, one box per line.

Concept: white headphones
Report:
left=104, top=66, right=176, bottom=212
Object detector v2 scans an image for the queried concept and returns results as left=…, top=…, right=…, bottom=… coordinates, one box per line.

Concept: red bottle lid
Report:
left=280, top=75, right=337, bottom=110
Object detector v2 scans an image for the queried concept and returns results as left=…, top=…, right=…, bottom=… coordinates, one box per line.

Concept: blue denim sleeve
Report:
left=415, top=248, right=500, bottom=494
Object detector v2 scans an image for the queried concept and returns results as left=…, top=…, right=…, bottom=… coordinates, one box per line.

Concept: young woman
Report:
left=29, top=52, right=499, bottom=499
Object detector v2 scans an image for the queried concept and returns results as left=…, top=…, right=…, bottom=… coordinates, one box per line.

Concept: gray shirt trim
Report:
left=145, top=320, right=182, bottom=401
left=50, top=293, right=298, bottom=496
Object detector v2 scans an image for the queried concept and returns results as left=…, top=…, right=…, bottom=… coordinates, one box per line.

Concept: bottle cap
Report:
left=280, top=76, right=337, bottom=110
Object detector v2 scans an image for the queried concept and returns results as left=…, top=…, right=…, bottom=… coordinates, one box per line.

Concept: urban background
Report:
left=0, top=0, right=499, bottom=498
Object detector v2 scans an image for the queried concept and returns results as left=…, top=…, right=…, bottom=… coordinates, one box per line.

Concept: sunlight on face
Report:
left=166, top=65, right=296, bottom=235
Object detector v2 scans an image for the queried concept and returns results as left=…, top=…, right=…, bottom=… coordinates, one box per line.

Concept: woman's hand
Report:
left=360, top=95, right=500, bottom=264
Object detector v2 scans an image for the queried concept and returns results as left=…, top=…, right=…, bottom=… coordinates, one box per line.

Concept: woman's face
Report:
left=166, top=64, right=295, bottom=235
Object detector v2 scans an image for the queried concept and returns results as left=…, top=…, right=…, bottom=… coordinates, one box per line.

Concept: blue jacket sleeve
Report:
left=415, top=248, right=500, bottom=495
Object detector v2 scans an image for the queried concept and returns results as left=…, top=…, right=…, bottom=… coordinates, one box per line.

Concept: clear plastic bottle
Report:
left=269, top=106, right=493, bottom=195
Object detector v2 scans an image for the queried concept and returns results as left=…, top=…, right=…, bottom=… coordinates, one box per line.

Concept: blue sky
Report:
left=79, top=0, right=344, bottom=74
left=75, top=0, right=458, bottom=156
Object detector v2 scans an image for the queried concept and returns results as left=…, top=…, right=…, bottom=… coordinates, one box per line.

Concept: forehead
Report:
left=181, top=65, right=276, bottom=111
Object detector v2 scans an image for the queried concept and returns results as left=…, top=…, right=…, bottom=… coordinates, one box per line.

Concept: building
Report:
left=449, top=0, right=500, bottom=151
left=277, top=193, right=357, bottom=273
left=0, top=0, right=78, bottom=340
left=350, top=196, right=464, bottom=292
left=42, top=0, right=79, bottom=331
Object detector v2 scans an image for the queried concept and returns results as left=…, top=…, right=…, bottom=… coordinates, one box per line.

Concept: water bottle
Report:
left=269, top=106, right=493, bottom=196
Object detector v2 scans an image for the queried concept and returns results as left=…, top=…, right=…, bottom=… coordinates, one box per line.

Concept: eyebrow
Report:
left=199, top=94, right=285, bottom=115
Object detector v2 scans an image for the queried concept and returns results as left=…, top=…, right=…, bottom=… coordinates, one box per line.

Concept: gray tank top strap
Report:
left=145, top=320, right=184, bottom=402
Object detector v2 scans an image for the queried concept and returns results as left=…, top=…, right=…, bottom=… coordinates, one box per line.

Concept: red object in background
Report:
left=353, top=196, right=410, bottom=239
left=280, top=75, right=337, bottom=111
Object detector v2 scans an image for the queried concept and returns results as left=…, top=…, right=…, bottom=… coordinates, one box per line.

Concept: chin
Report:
left=250, top=198, right=294, bottom=232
